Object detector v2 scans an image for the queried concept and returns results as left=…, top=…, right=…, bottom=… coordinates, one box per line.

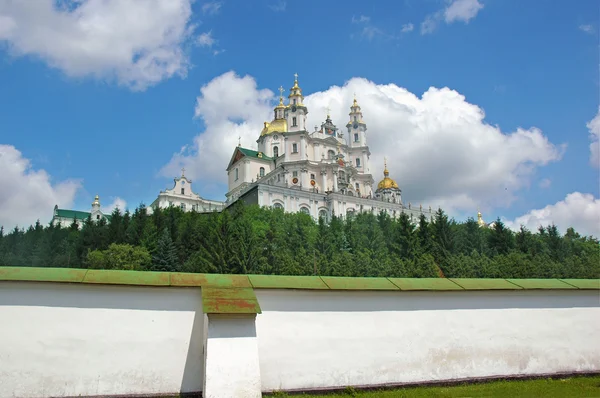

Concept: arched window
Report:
left=235, top=168, right=239, bottom=180
left=292, top=117, right=297, bottom=127
left=273, top=202, right=284, bottom=210
left=328, top=150, right=335, bottom=159
left=319, top=209, right=328, bottom=221
left=259, top=167, right=265, bottom=177
left=299, top=206, right=310, bottom=215
left=355, top=158, right=361, bottom=167
left=273, top=146, right=279, bottom=158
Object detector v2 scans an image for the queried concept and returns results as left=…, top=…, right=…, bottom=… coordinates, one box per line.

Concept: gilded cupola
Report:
left=376, top=158, right=399, bottom=190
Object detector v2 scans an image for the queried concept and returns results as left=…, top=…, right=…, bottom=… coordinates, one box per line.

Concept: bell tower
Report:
left=346, top=94, right=367, bottom=148
left=286, top=73, right=308, bottom=132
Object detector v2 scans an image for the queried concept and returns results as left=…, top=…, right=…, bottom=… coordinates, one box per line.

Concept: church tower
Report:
left=346, top=95, right=367, bottom=148
left=286, top=73, right=308, bottom=132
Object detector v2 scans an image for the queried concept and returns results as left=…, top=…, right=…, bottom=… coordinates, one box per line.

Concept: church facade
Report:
left=51, top=195, right=111, bottom=228
left=224, top=74, right=434, bottom=222
left=149, top=170, right=225, bottom=214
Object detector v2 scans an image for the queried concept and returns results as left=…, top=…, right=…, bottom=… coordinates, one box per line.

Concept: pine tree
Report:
left=151, top=227, right=179, bottom=271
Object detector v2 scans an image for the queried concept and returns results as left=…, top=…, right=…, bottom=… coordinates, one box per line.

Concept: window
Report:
left=273, top=202, right=284, bottom=210
left=181, top=188, right=185, bottom=195
left=259, top=167, right=265, bottom=177
left=293, top=170, right=298, bottom=177
left=293, top=98, right=297, bottom=105
left=354, top=133, right=359, bottom=142
left=96, top=215, right=100, bottom=220
left=319, top=209, right=328, bottom=221
left=356, top=158, right=361, bottom=167
left=310, top=173, right=315, bottom=180
left=299, top=206, right=310, bottom=215
left=273, top=146, right=279, bottom=157
left=354, top=116, right=357, bottom=122
left=292, top=143, right=298, bottom=153
left=328, top=149, right=335, bottom=159
left=292, top=117, right=297, bottom=127
left=355, top=182, right=360, bottom=190
left=235, top=168, right=239, bottom=181
left=180, top=203, right=186, bottom=211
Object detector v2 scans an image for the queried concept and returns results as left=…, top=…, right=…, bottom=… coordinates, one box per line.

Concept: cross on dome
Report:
left=278, top=86, right=284, bottom=97
left=181, top=167, right=186, bottom=176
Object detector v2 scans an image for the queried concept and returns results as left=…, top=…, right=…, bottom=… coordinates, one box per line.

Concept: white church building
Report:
left=224, top=74, right=434, bottom=222
left=149, top=170, right=225, bottom=214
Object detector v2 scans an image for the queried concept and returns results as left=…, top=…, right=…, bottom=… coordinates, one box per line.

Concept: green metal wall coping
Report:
left=1, top=267, right=598, bottom=293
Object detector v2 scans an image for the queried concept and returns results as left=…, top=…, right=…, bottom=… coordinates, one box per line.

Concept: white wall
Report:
left=254, top=289, right=600, bottom=392
left=0, top=282, right=204, bottom=397
left=1, top=281, right=599, bottom=397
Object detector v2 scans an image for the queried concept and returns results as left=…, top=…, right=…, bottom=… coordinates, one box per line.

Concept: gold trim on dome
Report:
left=376, top=158, right=399, bottom=190
left=261, top=118, right=288, bottom=136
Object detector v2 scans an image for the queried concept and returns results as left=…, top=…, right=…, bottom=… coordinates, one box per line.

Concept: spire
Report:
left=383, top=157, right=389, bottom=176
left=353, top=92, right=358, bottom=107
left=92, top=194, right=100, bottom=208
left=288, top=72, right=304, bottom=103
left=181, top=167, right=186, bottom=177
left=276, top=86, right=285, bottom=109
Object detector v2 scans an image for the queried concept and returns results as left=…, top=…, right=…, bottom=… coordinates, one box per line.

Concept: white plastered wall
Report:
left=254, top=289, right=600, bottom=392
left=0, top=282, right=205, bottom=397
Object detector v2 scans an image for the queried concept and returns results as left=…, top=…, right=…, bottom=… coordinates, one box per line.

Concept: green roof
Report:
left=55, top=209, right=91, bottom=220
left=1, top=267, right=598, bottom=315
left=55, top=209, right=112, bottom=222
left=238, top=147, right=273, bottom=160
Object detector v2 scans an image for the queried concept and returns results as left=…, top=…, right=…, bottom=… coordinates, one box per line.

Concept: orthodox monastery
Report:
left=224, top=74, right=434, bottom=221
left=51, top=74, right=493, bottom=226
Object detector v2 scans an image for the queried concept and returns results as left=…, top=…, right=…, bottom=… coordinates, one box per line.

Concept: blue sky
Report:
left=0, top=0, right=599, bottom=236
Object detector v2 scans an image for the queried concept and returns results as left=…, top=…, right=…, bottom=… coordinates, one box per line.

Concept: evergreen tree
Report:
left=151, top=227, right=179, bottom=271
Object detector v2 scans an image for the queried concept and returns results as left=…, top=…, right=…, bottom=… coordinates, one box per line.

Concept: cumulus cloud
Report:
left=101, top=197, right=127, bottom=214
left=579, top=24, right=594, bottom=34
left=352, top=15, right=371, bottom=24
left=269, top=1, right=287, bottom=12
left=444, top=0, right=484, bottom=23
left=401, top=23, right=414, bottom=33
left=0, top=0, right=196, bottom=90
left=538, top=178, right=551, bottom=189
left=586, top=108, right=600, bottom=168
left=196, top=31, right=215, bottom=47
left=202, top=2, right=222, bottom=15
left=421, top=0, right=483, bottom=34
left=504, top=192, right=600, bottom=237
left=160, top=71, right=564, bottom=214
left=0, top=145, right=81, bottom=230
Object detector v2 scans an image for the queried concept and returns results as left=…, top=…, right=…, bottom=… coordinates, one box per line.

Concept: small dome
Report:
left=376, top=160, right=399, bottom=190
left=261, top=118, right=288, bottom=136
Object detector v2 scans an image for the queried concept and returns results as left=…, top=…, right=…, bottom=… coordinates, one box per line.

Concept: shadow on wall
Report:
left=0, top=282, right=205, bottom=395
left=254, top=290, right=600, bottom=312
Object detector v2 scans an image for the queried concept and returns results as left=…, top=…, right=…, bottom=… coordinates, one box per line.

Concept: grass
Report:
left=267, top=375, right=600, bottom=397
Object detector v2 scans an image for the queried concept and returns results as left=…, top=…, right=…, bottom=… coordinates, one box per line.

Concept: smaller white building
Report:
left=51, top=195, right=111, bottom=228
left=150, top=169, right=225, bottom=213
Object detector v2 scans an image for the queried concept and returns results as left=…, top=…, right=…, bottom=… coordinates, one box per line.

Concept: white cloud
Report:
left=0, top=0, right=196, bottom=90
left=401, top=23, right=414, bottom=33
left=361, top=26, right=385, bottom=40
left=421, top=0, right=483, bottom=34
left=269, top=1, right=287, bottom=12
left=160, top=72, right=564, bottom=214
left=579, top=24, right=594, bottom=34
left=586, top=108, right=600, bottom=168
left=202, top=2, right=222, bottom=15
left=0, top=145, right=81, bottom=230
left=504, top=192, right=600, bottom=237
left=196, top=31, right=215, bottom=47
left=101, top=196, right=127, bottom=214
left=352, top=15, right=371, bottom=24
left=538, top=178, right=551, bottom=189
left=444, top=0, right=484, bottom=23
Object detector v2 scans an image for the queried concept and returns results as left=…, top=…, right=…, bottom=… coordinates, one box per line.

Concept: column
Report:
left=314, top=144, right=319, bottom=161
left=321, top=170, right=327, bottom=192
left=301, top=168, right=308, bottom=188
left=203, top=314, right=262, bottom=398
left=333, top=171, right=338, bottom=192
left=300, top=135, right=306, bottom=160
left=284, top=137, right=289, bottom=162
left=244, top=160, right=250, bottom=182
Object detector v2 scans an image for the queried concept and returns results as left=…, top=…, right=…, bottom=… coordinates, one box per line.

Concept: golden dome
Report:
left=376, top=159, right=399, bottom=190
left=261, top=118, right=288, bottom=136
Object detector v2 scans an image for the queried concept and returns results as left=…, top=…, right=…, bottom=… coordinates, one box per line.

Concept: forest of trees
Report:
left=0, top=203, right=598, bottom=279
